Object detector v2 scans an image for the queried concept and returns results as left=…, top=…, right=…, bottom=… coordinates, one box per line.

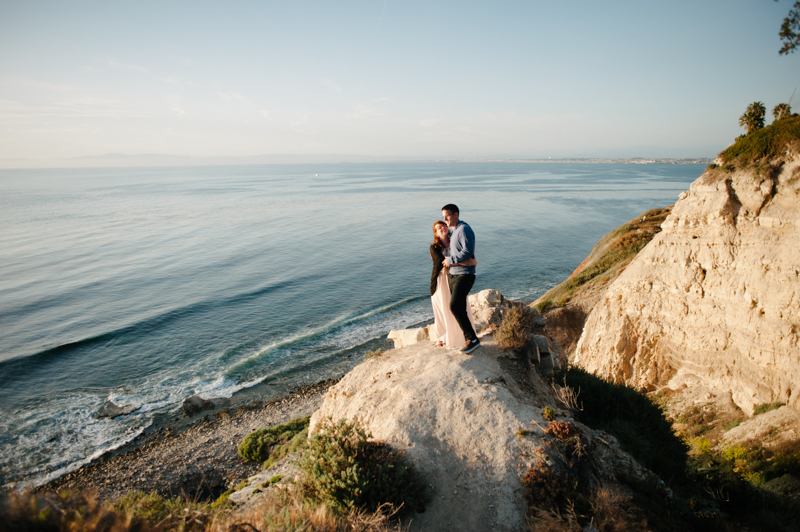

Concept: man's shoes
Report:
left=461, top=338, right=480, bottom=354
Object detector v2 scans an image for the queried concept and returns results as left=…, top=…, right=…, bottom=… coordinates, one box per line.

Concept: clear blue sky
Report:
left=1, top=0, right=797, bottom=161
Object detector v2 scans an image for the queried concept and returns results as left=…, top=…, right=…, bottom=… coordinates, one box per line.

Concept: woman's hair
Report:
left=431, top=220, right=448, bottom=250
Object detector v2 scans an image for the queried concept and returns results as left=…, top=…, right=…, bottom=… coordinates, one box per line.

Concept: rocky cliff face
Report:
left=573, top=158, right=800, bottom=414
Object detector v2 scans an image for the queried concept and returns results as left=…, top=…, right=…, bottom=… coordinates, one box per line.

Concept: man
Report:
left=441, top=204, right=480, bottom=353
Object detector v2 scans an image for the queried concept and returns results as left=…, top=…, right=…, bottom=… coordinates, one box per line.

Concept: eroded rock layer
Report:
left=573, top=159, right=800, bottom=414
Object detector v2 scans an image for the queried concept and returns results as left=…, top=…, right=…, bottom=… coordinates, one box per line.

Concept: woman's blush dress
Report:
left=430, top=244, right=476, bottom=349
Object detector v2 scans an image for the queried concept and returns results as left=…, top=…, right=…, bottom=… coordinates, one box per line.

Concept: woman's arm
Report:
left=453, top=257, right=477, bottom=267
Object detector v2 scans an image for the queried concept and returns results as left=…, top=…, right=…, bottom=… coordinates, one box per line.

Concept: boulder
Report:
left=96, top=401, right=138, bottom=420
left=182, top=395, right=215, bottom=417
left=468, top=288, right=504, bottom=308
left=387, top=327, right=429, bottom=349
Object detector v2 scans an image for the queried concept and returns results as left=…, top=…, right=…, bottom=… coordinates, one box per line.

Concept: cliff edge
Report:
left=309, top=332, right=648, bottom=531
left=573, top=125, right=800, bottom=414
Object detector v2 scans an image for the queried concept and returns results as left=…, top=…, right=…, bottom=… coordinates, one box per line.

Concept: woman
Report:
left=430, top=221, right=477, bottom=348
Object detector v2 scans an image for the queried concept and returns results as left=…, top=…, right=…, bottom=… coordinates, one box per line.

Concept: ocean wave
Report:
left=0, top=274, right=323, bottom=389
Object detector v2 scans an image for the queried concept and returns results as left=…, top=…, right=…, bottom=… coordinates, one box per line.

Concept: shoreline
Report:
left=38, top=378, right=340, bottom=502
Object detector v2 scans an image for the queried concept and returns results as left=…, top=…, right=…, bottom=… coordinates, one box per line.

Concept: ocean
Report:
left=0, top=161, right=704, bottom=488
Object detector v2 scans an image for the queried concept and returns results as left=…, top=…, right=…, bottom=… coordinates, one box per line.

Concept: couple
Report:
left=429, top=204, right=480, bottom=354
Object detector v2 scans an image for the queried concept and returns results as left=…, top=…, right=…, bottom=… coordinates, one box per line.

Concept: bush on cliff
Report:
left=238, top=415, right=310, bottom=469
left=495, top=305, right=537, bottom=351
left=297, top=417, right=427, bottom=517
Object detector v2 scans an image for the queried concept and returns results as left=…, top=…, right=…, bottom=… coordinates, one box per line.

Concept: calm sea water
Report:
left=0, top=162, right=703, bottom=487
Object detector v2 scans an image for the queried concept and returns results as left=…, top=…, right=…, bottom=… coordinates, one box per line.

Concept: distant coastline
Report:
left=0, top=154, right=713, bottom=170
left=434, top=157, right=714, bottom=165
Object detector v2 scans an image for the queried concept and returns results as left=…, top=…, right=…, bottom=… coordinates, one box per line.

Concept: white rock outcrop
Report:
left=573, top=159, right=800, bottom=414
left=386, top=289, right=509, bottom=349
left=309, top=337, right=646, bottom=531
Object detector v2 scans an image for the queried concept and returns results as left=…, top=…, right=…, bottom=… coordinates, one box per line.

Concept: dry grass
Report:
left=209, top=488, right=405, bottom=532
left=0, top=487, right=405, bottom=532
left=528, top=484, right=651, bottom=532
left=550, top=383, right=581, bottom=412
left=495, top=306, right=537, bottom=351
left=0, top=490, right=160, bottom=532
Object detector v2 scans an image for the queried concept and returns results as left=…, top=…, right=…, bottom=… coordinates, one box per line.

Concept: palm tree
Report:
left=773, top=103, right=792, bottom=121
left=739, top=102, right=766, bottom=134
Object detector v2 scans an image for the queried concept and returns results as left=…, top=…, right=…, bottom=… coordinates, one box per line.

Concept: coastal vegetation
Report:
left=296, top=418, right=427, bottom=517
left=0, top=487, right=403, bottom=532
left=720, top=113, right=800, bottom=167
left=738, top=101, right=767, bottom=135
left=518, top=367, right=800, bottom=531
left=534, top=206, right=671, bottom=313
left=238, top=416, right=310, bottom=469
left=779, top=0, right=800, bottom=55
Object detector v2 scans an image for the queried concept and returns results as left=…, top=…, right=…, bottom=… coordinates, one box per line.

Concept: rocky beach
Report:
left=39, top=379, right=339, bottom=503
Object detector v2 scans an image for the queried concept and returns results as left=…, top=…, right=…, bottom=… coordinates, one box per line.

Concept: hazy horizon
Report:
left=1, top=1, right=796, bottom=163
left=0, top=151, right=716, bottom=170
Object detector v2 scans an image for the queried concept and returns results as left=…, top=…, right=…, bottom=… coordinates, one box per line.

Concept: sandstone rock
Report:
left=573, top=159, right=800, bottom=414
left=387, top=327, right=429, bottom=348
left=309, top=337, right=649, bottom=532
left=468, top=288, right=504, bottom=308
left=471, top=305, right=505, bottom=327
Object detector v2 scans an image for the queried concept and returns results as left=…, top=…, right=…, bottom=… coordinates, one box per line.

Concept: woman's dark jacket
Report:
left=430, top=244, right=446, bottom=296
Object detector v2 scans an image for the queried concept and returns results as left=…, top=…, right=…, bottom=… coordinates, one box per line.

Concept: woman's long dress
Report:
left=430, top=245, right=476, bottom=349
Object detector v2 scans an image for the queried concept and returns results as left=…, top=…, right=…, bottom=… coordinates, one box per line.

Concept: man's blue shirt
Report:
left=445, top=221, right=476, bottom=275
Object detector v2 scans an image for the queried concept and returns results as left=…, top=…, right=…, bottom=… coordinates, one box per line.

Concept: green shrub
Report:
left=495, top=305, right=537, bottom=351
left=297, top=417, right=427, bottom=516
left=556, top=366, right=688, bottom=482
left=725, top=419, right=743, bottom=430
left=753, top=402, right=784, bottom=416
left=535, top=299, right=554, bottom=314
left=238, top=415, right=310, bottom=467
left=542, top=406, right=556, bottom=421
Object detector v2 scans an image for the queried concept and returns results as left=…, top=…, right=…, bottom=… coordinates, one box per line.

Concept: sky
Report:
left=1, top=0, right=798, bottom=163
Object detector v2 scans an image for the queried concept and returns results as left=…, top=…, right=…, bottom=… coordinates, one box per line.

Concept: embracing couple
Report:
left=429, top=204, right=480, bottom=354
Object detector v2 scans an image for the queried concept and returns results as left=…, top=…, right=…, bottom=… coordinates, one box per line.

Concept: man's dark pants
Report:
left=448, top=273, right=477, bottom=343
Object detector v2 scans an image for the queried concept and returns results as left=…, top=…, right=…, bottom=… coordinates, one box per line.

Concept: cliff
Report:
left=573, top=121, right=800, bottom=415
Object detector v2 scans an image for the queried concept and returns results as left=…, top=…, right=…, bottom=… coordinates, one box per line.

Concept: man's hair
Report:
left=441, top=204, right=459, bottom=214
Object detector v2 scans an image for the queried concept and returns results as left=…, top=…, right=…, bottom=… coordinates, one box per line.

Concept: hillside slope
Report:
left=534, top=206, right=672, bottom=358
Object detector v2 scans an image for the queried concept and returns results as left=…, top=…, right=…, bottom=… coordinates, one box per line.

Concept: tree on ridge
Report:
left=739, top=102, right=766, bottom=134
left=773, top=103, right=792, bottom=120
left=778, top=0, right=800, bottom=54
